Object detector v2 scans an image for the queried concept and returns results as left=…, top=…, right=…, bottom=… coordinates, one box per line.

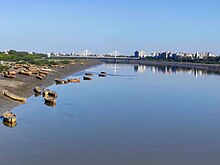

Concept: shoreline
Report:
left=0, top=60, right=101, bottom=115
left=102, top=59, right=220, bottom=74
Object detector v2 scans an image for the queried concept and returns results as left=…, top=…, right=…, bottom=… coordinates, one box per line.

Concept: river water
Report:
left=1, top=63, right=220, bottom=165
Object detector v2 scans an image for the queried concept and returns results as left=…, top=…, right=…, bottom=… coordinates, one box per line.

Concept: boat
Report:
left=44, top=95, right=56, bottom=104
left=41, top=68, right=52, bottom=72
left=9, top=71, right=17, bottom=75
left=55, top=78, right=65, bottom=84
left=83, top=76, right=92, bottom=80
left=67, top=78, right=80, bottom=83
left=64, top=80, right=69, bottom=84
left=33, top=87, right=42, bottom=94
left=36, top=75, right=43, bottom=80
left=2, top=111, right=17, bottom=123
left=85, top=73, right=93, bottom=76
left=43, top=89, right=58, bottom=98
left=2, top=90, right=26, bottom=102
left=39, top=70, right=49, bottom=75
left=19, top=70, right=32, bottom=76
left=99, top=73, right=107, bottom=77
left=4, top=73, right=16, bottom=78
left=99, top=71, right=107, bottom=77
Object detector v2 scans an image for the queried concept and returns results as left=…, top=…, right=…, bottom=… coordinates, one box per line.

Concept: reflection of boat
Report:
left=85, top=73, right=93, bottom=76
left=2, top=111, right=17, bottom=123
left=2, top=90, right=26, bottom=102
left=44, top=96, right=56, bottom=105
left=67, top=78, right=80, bottom=83
left=44, top=102, right=56, bottom=107
left=83, top=76, right=92, bottom=80
left=3, top=121, right=17, bottom=128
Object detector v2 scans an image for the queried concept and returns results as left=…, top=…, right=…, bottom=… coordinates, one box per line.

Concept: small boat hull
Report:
left=83, top=76, right=92, bottom=80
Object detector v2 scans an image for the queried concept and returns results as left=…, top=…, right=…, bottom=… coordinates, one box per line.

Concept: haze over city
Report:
left=0, top=0, right=220, bottom=54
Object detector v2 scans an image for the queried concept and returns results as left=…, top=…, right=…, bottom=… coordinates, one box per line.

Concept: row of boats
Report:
left=0, top=71, right=107, bottom=126
left=3, top=64, right=53, bottom=81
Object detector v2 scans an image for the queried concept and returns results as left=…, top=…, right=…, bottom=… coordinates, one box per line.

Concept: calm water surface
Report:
left=1, top=64, right=220, bottom=165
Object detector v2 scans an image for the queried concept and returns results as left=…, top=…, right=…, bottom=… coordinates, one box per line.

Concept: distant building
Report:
left=134, top=50, right=146, bottom=58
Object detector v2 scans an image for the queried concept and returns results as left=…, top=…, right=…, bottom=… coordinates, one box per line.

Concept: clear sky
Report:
left=0, top=0, right=220, bottom=55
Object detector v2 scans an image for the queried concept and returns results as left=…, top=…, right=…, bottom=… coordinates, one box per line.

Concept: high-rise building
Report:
left=134, top=50, right=146, bottom=58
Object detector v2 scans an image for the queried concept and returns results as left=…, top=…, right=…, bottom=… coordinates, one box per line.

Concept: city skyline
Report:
left=0, top=0, right=220, bottom=54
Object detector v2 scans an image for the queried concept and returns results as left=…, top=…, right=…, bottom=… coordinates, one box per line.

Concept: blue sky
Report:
left=0, top=0, right=220, bottom=55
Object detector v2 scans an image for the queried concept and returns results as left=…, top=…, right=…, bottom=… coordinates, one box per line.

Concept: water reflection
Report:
left=133, top=64, right=220, bottom=77
left=2, top=121, right=17, bottom=128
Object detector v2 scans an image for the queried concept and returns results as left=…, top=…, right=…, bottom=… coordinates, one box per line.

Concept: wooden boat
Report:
left=39, top=70, right=49, bottom=75
left=33, top=87, right=42, bottom=94
left=4, top=74, right=16, bottom=78
left=44, top=95, right=56, bottom=104
left=36, top=75, right=43, bottom=80
left=30, top=70, right=38, bottom=74
left=9, top=71, right=17, bottom=75
left=100, top=71, right=106, bottom=74
left=55, top=78, right=65, bottom=84
left=67, top=78, right=80, bottom=83
left=85, top=73, right=93, bottom=76
left=2, top=111, right=17, bottom=123
left=83, top=76, right=92, bottom=80
left=19, top=70, right=32, bottom=76
left=64, top=80, right=69, bottom=84
left=41, top=68, right=52, bottom=72
left=2, top=90, right=26, bottom=102
left=43, top=89, right=58, bottom=98
left=39, top=73, right=46, bottom=78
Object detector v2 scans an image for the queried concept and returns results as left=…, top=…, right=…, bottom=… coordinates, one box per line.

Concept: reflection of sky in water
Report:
left=0, top=64, right=220, bottom=165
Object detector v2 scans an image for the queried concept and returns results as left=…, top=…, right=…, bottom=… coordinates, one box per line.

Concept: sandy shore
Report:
left=0, top=60, right=101, bottom=115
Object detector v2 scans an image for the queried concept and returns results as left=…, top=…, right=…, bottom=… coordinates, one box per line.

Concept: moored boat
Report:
left=100, top=71, right=106, bottom=74
left=36, top=75, right=43, bottom=80
left=99, top=73, right=107, bottom=77
left=43, top=89, right=58, bottom=98
left=19, top=70, right=32, bottom=76
left=2, top=90, right=26, bottom=102
left=67, top=78, right=80, bottom=83
left=41, top=68, right=52, bottom=72
left=4, top=73, right=16, bottom=78
left=33, top=87, right=42, bottom=94
left=39, top=70, right=49, bottom=75
left=85, top=73, right=93, bottom=76
left=2, top=111, right=17, bottom=123
left=44, top=95, right=56, bottom=104
left=55, top=78, right=65, bottom=84
left=83, top=76, right=92, bottom=80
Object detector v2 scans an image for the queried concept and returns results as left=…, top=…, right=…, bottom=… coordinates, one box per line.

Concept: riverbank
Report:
left=102, top=58, right=220, bottom=74
left=0, top=60, right=101, bottom=114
